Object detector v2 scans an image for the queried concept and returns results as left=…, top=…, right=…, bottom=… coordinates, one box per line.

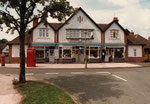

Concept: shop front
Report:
left=105, top=46, right=125, bottom=62
left=32, top=43, right=126, bottom=63
left=58, top=45, right=101, bottom=63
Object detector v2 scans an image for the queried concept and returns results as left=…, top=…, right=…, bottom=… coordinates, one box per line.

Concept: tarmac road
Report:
left=1, top=67, right=150, bottom=104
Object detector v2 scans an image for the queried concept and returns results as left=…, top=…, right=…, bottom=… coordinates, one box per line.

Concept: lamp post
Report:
left=84, top=31, right=87, bottom=69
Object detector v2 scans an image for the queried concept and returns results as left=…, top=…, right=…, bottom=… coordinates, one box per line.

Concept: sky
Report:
left=0, top=0, right=150, bottom=41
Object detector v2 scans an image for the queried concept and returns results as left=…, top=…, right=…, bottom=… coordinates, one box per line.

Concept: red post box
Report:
left=1, top=54, right=5, bottom=66
left=27, top=48, right=36, bottom=67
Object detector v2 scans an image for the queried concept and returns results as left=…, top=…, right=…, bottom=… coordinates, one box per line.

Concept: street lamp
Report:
left=84, top=31, right=87, bottom=69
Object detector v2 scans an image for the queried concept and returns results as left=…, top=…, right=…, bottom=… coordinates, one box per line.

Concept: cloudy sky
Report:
left=0, top=0, right=150, bottom=41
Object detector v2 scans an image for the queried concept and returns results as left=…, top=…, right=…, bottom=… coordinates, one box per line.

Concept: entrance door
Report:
left=78, top=49, right=84, bottom=63
left=49, top=49, right=55, bottom=63
left=115, top=48, right=124, bottom=58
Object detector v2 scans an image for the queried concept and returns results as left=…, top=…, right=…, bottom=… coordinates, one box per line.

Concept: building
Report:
left=0, top=43, right=7, bottom=54
left=8, top=7, right=146, bottom=63
left=145, top=37, right=150, bottom=54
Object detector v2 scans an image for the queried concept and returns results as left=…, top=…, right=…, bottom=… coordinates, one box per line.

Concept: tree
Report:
left=0, top=0, right=74, bottom=83
left=0, top=38, right=8, bottom=43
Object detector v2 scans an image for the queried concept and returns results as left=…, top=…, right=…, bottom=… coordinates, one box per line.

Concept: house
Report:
left=145, top=37, right=150, bottom=54
left=8, top=7, right=146, bottom=63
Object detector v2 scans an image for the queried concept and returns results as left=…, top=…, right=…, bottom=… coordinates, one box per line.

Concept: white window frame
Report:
left=39, top=28, right=49, bottom=38
left=110, top=29, right=119, bottom=39
left=89, top=46, right=101, bottom=59
left=62, top=46, right=72, bottom=59
left=66, top=29, right=94, bottom=39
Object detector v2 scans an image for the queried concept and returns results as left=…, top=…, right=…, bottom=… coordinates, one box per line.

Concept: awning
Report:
left=32, top=43, right=56, bottom=46
left=32, top=43, right=126, bottom=47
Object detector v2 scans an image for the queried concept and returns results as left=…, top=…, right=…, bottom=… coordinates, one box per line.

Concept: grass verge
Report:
left=15, top=81, right=76, bottom=104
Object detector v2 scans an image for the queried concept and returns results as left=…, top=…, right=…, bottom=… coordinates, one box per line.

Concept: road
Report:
left=1, top=67, right=150, bottom=104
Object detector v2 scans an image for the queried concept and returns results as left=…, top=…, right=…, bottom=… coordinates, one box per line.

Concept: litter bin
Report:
left=1, top=54, right=5, bottom=66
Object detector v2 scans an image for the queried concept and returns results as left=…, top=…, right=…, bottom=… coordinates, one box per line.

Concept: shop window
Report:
left=34, top=47, right=44, bottom=59
left=110, top=29, right=119, bottom=39
left=39, top=29, right=49, bottom=38
left=36, top=50, right=44, bottom=59
left=90, top=47, right=99, bottom=58
left=63, top=49, right=71, bottom=58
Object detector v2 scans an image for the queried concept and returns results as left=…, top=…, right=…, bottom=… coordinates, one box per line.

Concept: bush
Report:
left=12, top=78, right=19, bottom=85
left=144, top=54, right=150, bottom=62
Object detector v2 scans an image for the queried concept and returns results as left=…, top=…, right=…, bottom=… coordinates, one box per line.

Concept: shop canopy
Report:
left=32, top=43, right=126, bottom=47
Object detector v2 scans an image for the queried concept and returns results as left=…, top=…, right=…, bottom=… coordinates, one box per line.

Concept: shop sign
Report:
left=63, top=46, right=72, bottom=49
left=54, top=49, right=59, bottom=59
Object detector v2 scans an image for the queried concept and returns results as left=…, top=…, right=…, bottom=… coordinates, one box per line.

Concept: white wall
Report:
left=33, top=23, right=55, bottom=43
left=128, top=45, right=142, bottom=57
left=12, top=45, right=28, bottom=57
left=59, top=10, right=101, bottom=43
left=2, top=45, right=9, bottom=53
left=105, top=23, right=125, bottom=43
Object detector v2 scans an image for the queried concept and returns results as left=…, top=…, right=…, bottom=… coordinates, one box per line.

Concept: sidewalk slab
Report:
left=1, top=63, right=142, bottom=69
left=0, top=75, right=21, bottom=104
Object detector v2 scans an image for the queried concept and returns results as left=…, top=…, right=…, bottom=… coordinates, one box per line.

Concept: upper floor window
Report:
left=110, top=29, right=119, bottom=39
left=66, top=29, right=94, bottom=39
left=39, top=29, right=49, bottom=38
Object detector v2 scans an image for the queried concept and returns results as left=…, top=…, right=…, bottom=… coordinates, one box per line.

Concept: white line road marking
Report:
left=45, top=73, right=59, bottom=75
left=26, top=73, right=34, bottom=76
left=111, top=74, right=127, bottom=82
left=96, top=72, right=111, bottom=74
left=71, top=72, right=85, bottom=74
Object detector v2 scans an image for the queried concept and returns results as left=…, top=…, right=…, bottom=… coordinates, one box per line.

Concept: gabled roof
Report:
left=103, top=20, right=129, bottom=35
left=57, top=7, right=103, bottom=32
left=49, top=23, right=63, bottom=31
left=28, top=21, right=61, bottom=34
left=145, top=40, right=150, bottom=48
left=97, top=24, right=108, bottom=31
left=8, top=32, right=30, bottom=45
left=127, top=34, right=147, bottom=45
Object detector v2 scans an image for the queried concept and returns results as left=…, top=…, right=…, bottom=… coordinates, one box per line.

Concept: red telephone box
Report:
left=27, top=48, right=36, bottom=67
left=1, top=54, right=5, bottom=66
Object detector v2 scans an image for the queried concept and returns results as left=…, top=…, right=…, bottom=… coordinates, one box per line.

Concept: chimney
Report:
left=148, top=37, right=150, bottom=40
left=130, top=30, right=134, bottom=36
left=33, top=15, right=38, bottom=27
left=113, top=17, right=119, bottom=22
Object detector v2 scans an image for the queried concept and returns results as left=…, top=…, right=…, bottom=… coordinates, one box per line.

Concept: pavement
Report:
left=0, top=63, right=144, bottom=69
left=0, top=74, right=21, bottom=104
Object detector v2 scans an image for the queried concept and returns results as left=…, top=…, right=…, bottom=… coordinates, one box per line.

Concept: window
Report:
left=110, top=29, right=119, bottom=39
left=39, top=29, right=49, bottom=38
left=134, top=49, right=137, bottom=57
left=66, top=29, right=94, bottom=39
left=34, top=47, right=45, bottom=59
left=63, top=49, right=71, bottom=58
left=89, top=47, right=99, bottom=58
left=62, top=47, right=72, bottom=58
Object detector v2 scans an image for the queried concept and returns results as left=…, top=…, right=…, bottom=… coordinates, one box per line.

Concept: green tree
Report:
left=0, top=38, right=8, bottom=43
left=0, top=0, right=74, bottom=83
